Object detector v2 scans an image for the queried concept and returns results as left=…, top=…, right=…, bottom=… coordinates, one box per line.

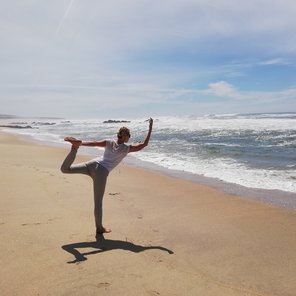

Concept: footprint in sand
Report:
left=97, top=282, right=111, bottom=289
left=21, top=218, right=55, bottom=227
left=150, top=291, right=160, bottom=295
left=109, top=192, right=120, bottom=196
left=22, top=222, right=41, bottom=226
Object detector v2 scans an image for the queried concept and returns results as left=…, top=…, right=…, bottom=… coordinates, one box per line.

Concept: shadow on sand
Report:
left=62, top=234, right=174, bottom=264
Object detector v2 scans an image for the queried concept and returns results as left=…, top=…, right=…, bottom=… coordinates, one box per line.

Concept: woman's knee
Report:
left=60, top=165, right=70, bottom=174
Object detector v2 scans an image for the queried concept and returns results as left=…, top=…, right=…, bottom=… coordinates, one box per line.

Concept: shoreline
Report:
left=124, top=155, right=296, bottom=210
left=3, top=128, right=296, bottom=210
left=1, top=131, right=296, bottom=295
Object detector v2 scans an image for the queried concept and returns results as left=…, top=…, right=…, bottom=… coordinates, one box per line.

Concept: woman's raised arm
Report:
left=129, top=118, right=153, bottom=153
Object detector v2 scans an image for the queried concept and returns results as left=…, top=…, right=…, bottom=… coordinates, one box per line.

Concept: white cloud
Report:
left=1, top=0, right=296, bottom=117
left=203, top=81, right=296, bottom=106
left=3, top=0, right=296, bottom=54
left=0, top=84, right=295, bottom=118
left=258, top=58, right=293, bottom=66
left=206, top=81, right=242, bottom=99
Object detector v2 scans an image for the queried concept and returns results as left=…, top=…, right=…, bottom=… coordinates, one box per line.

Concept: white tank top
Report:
left=96, top=140, right=130, bottom=172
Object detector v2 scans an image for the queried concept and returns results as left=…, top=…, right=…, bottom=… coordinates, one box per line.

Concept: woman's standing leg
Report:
left=87, top=162, right=110, bottom=233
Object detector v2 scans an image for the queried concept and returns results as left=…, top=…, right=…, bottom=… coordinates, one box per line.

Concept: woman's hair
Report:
left=117, top=127, right=130, bottom=138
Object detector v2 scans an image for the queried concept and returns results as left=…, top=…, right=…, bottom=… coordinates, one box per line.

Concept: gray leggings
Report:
left=60, top=148, right=109, bottom=230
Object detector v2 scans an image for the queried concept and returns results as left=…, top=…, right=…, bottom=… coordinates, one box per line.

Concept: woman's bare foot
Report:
left=64, top=137, right=82, bottom=149
left=64, top=136, right=81, bottom=143
left=96, top=227, right=112, bottom=234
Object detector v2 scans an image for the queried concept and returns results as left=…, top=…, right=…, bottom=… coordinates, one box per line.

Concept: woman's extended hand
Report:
left=148, top=117, right=153, bottom=129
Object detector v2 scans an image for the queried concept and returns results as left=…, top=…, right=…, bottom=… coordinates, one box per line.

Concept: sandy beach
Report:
left=1, top=131, right=296, bottom=296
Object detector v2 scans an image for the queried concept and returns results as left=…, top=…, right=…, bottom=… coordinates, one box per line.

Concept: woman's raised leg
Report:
left=60, top=139, right=89, bottom=175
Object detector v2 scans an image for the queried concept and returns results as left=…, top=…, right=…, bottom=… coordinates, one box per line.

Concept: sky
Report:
left=0, top=0, right=296, bottom=118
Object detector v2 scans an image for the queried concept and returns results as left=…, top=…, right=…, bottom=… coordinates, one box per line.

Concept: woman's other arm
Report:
left=129, top=118, right=153, bottom=153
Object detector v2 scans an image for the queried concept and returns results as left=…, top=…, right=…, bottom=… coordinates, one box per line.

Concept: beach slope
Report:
left=1, top=132, right=296, bottom=296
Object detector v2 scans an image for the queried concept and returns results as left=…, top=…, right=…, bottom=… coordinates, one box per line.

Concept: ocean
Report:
left=1, top=113, right=296, bottom=208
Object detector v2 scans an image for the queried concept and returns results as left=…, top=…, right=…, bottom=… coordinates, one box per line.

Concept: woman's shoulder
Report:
left=105, top=139, right=115, bottom=145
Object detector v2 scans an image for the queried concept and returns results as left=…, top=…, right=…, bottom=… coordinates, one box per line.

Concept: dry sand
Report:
left=1, top=132, right=296, bottom=296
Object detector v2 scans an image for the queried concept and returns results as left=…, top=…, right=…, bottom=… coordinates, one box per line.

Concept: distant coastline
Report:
left=2, top=112, right=295, bottom=120
left=0, top=115, right=132, bottom=130
left=0, top=114, right=63, bottom=120
left=0, top=114, right=17, bottom=119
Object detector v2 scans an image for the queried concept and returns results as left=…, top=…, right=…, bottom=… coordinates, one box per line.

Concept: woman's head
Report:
left=117, top=127, right=131, bottom=142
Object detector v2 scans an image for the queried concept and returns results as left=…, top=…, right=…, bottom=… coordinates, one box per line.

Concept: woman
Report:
left=61, top=118, right=153, bottom=236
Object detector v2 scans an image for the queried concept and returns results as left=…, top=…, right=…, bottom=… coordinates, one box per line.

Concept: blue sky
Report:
left=0, top=0, right=296, bottom=118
